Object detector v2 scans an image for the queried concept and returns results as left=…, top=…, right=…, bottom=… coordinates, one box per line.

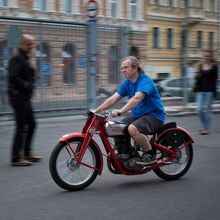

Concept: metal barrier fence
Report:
left=0, top=17, right=135, bottom=117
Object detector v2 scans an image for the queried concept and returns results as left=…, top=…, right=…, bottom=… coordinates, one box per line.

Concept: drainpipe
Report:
left=218, top=0, right=220, bottom=78
left=183, top=0, right=189, bottom=106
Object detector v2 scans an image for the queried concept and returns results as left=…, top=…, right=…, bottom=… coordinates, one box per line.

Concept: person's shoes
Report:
left=136, top=153, right=156, bottom=166
left=199, top=129, right=209, bottom=135
left=24, top=155, right=43, bottom=162
left=11, top=159, right=33, bottom=167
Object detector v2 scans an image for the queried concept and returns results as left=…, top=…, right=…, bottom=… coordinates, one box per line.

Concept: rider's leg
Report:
left=127, top=124, right=151, bottom=152
left=129, top=115, right=163, bottom=165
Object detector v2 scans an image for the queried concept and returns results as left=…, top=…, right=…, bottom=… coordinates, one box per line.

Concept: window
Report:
left=196, top=0, right=203, bottom=8
left=168, top=0, right=174, bottom=7
left=181, top=29, right=187, bottom=48
left=129, top=46, right=139, bottom=59
left=152, top=27, right=160, bottom=49
left=0, top=41, right=8, bottom=67
left=64, top=0, right=73, bottom=13
left=0, top=0, right=7, bottom=7
left=37, top=0, right=47, bottom=11
left=167, top=79, right=184, bottom=87
left=197, top=31, right=203, bottom=49
left=110, top=0, right=117, bottom=18
left=129, top=0, right=137, bottom=20
left=109, top=46, right=120, bottom=84
left=35, top=42, right=51, bottom=86
left=209, top=0, right=215, bottom=11
left=62, top=43, right=76, bottom=85
left=167, top=28, right=174, bottom=49
left=151, top=0, right=160, bottom=5
left=208, top=32, right=215, bottom=50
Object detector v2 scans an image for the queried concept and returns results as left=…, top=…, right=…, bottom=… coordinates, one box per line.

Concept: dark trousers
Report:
left=10, top=99, right=36, bottom=162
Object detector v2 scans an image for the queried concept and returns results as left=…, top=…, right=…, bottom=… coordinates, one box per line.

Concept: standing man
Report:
left=95, top=56, right=166, bottom=165
left=7, top=34, right=42, bottom=166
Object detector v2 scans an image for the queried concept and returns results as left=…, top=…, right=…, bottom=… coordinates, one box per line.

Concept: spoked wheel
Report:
left=153, top=135, right=193, bottom=180
left=49, top=138, right=101, bottom=191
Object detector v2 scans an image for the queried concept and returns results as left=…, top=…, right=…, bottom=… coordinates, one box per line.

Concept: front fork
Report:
left=59, top=132, right=103, bottom=173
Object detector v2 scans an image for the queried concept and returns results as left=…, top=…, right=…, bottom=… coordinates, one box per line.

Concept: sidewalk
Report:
left=0, top=99, right=220, bottom=124
left=164, top=100, right=220, bottom=116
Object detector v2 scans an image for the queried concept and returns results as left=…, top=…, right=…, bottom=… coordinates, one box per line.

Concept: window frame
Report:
left=167, top=28, right=174, bottom=49
left=208, top=31, right=215, bottom=50
left=37, top=0, right=48, bottom=12
left=129, top=0, right=138, bottom=20
left=197, top=30, right=203, bottom=49
left=152, top=27, right=160, bottom=49
left=0, top=0, right=7, bottom=7
left=109, top=0, right=117, bottom=18
left=63, top=0, right=73, bottom=14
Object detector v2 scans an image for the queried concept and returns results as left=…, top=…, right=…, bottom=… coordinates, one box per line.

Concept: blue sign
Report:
left=87, top=19, right=97, bottom=24
left=79, top=57, right=87, bottom=68
left=41, top=63, right=51, bottom=75
left=3, top=48, right=10, bottom=60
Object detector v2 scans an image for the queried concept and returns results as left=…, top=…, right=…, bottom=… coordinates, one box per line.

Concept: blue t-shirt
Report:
left=117, top=73, right=166, bottom=123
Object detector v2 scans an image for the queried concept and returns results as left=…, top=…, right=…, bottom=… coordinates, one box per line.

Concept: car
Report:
left=157, top=77, right=220, bottom=102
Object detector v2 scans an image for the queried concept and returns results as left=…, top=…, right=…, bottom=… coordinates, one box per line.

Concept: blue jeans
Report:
left=196, top=92, right=213, bottom=130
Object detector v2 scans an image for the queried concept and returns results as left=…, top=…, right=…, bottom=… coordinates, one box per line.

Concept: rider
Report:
left=95, top=56, right=166, bottom=165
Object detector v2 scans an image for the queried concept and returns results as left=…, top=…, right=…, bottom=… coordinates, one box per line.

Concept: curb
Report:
left=1, top=105, right=220, bottom=125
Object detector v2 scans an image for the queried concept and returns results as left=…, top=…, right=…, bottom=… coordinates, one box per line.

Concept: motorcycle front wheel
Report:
left=49, top=138, right=101, bottom=191
left=153, top=137, right=193, bottom=181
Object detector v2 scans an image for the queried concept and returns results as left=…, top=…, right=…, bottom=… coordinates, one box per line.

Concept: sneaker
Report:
left=11, top=159, right=33, bottom=167
left=199, top=129, right=209, bottom=135
left=136, top=153, right=156, bottom=166
left=24, top=155, right=43, bottom=162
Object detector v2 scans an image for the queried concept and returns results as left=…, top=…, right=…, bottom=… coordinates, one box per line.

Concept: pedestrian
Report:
left=193, top=49, right=218, bottom=135
left=95, top=56, right=166, bottom=165
left=7, top=34, right=42, bottom=166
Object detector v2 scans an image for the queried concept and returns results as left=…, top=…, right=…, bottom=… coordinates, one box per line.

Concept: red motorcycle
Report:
left=49, top=110, right=193, bottom=191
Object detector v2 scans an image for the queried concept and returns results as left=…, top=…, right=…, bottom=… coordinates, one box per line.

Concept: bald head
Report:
left=19, top=34, right=35, bottom=54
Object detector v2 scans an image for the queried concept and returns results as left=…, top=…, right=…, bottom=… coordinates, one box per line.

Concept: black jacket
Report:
left=7, top=48, right=35, bottom=100
left=194, top=63, right=218, bottom=93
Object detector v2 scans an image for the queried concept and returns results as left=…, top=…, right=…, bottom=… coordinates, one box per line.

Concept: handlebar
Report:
left=87, top=110, right=121, bottom=118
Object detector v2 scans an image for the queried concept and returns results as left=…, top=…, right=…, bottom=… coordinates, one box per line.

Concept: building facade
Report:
left=146, top=0, right=219, bottom=79
left=0, top=0, right=147, bottom=112
left=0, top=0, right=219, bottom=113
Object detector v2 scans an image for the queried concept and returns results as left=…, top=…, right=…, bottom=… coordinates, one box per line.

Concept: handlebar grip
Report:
left=117, top=112, right=121, bottom=116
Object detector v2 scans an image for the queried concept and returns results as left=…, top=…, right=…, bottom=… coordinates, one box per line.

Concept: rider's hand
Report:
left=112, top=110, right=122, bottom=117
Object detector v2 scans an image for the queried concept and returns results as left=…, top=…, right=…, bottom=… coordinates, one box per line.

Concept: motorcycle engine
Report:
left=114, top=137, right=142, bottom=171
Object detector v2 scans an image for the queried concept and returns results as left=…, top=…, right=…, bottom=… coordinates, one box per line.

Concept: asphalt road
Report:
left=0, top=114, right=220, bottom=220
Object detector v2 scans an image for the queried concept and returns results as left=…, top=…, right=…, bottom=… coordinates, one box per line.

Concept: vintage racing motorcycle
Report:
left=49, top=110, right=193, bottom=191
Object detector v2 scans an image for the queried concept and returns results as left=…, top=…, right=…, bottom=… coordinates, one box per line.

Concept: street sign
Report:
left=3, top=48, right=9, bottom=61
left=84, top=0, right=98, bottom=19
left=41, top=63, right=51, bottom=76
left=79, top=56, right=87, bottom=68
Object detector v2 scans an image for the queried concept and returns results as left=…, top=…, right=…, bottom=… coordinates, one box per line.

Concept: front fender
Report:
left=59, top=133, right=85, bottom=142
left=59, top=133, right=103, bottom=175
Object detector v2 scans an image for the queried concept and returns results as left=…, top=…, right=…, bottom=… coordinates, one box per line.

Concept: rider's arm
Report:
left=95, top=93, right=122, bottom=113
left=119, top=92, right=145, bottom=114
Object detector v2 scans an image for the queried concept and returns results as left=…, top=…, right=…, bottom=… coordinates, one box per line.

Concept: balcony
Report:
left=187, top=7, right=204, bottom=25
left=186, top=47, right=202, bottom=61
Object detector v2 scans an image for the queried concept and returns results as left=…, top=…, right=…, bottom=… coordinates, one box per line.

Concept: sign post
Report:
left=85, top=0, right=98, bottom=108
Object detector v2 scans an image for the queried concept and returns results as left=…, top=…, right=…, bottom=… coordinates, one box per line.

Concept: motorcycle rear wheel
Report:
left=49, top=138, right=101, bottom=191
left=153, top=138, right=193, bottom=180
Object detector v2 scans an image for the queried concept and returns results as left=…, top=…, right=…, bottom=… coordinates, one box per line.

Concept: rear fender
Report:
left=157, top=126, right=194, bottom=146
left=59, top=133, right=103, bottom=175
left=177, top=126, right=194, bottom=143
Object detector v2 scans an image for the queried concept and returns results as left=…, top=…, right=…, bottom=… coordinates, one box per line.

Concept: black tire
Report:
left=49, top=137, right=101, bottom=191
left=153, top=135, right=193, bottom=181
